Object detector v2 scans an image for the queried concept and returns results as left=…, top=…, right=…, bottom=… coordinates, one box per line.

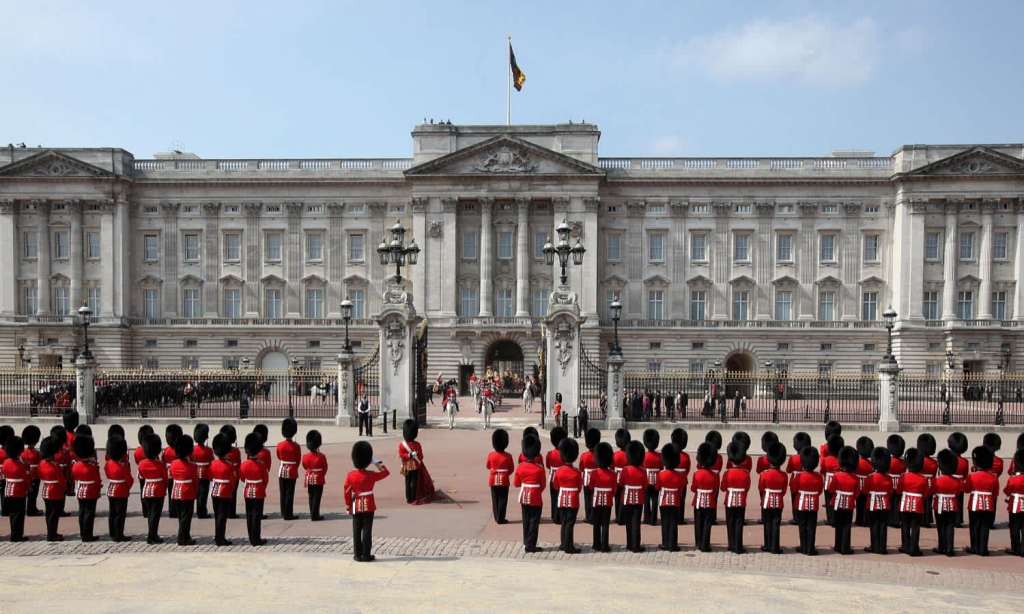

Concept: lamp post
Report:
left=241, top=357, right=250, bottom=370
left=713, top=360, right=724, bottom=422
left=882, top=305, right=897, bottom=365
left=609, top=296, right=622, bottom=356
left=77, top=303, right=93, bottom=359
left=289, top=357, right=299, bottom=417
left=17, top=343, right=25, bottom=370
left=340, top=298, right=353, bottom=352
left=376, top=219, right=419, bottom=284
left=765, top=360, right=779, bottom=423
left=543, top=218, right=586, bottom=287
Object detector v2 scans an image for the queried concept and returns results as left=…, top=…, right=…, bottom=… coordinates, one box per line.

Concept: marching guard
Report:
left=513, top=434, right=545, bottom=553
left=642, top=429, right=662, bottom=526
left=932, top=449, right=962, bottom=556
left=690, top=443, right=719, bottom=553
left=486, top=429, right=514, bottom=524
left=138, top=434, right=166, bottom=544
left=552, top=438, right=582, bottom=553
left=209, top=433, right=238, bottom=546
left=864, top=447, right=893, bottom=554
left=758, top=442, right=788, bottom=554
left=619, top=441, right=649, bottom=553
left=71, top=436, right=101, bottom=542
left=104, top=437, right=132, bottom=542
left=38, top=435, right=65, bottom=541
left=590, top=442, right=616, bottom=552
left=546, top=426, right=566, bottom=524
left=720, top=441, right=751, bottom=554
left=344, top=441, right=390, bottom=562
left=192, top=424, right=213, bottom=519
left=656, top=443, right=685, bottom=551
left=897, top=448, right=929, bottom=557
left=21, top=426, right=41, bottom=517
left=1005, top=449, right=1024, bottom=556
left=276, top=418, right=301, bottom=521
left=169, top=434, right=197, bottom=546
left=302, top=430, right=328, bottom=521
left=791, top=447, right=823, bottom=555
left=964, top=445, right=998, bottom=556
left=886, top=435, right=906, bottom=528
left=670, top=428, right=690, bottom=525
left=827, top=446, right=860, bottom=555
left=612, top=428, right=631, bottom=525
left=579, top=428, right=601, bottom=523
left=3, top=435, right=28, bottom=541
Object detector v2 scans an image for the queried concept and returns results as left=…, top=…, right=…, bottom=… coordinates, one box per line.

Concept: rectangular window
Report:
left=532, top=287, right=550, bottom=317
left=182, top=288, right=201, bottom=318
left=306, top=232, right=323, bottom=261
left=462, top=230, right=479, bottom=260
left=925, top=232, right=941, bottom=261
left=54, top=230, right=69, bottom=259
left=145, top=358, right=160, bottom=369
left=495, top=287, right=514, bottom=317
left=21, top=231, right=37, bottom=259
left=993, top=232, right=1008, bottom=260
left=459, top=287, right=479, bottom=317
left=734, top=234, right=750, bottom=262
left=53, top=286, right=69, bottom=316
left=305, top=287, right=324, bottom=318
left=86, top=232, right=100, bottom=259
left=959, top=232, right=974, bottom=260
left=22, top=286, right=37, bottom=315
left=183, top=233, right=200, bottom=262
left=647, top=290, right=665, bottom=320
left=648, top=233, right=665, bottom=263
left=689, top=360, right=705, bottom=375
left=181, top=356, right=200, bottom=370
left=534, top=231, right=548, bottom=260
left=223, top=357, right=241, bottom=370
left=993, top=291, right=1007, bottom=321
left=497, top=231, right=513, bottom=260
left=350, top=289, right=365, bottom=319
left=265, top=232, right=282, bottom=262
left=144, top=234, right=159, bottom=261
left=689, top=290, right=706, bottom=321
left=87, top=287, right=101, bottom=315
left=776, top=234, right=793, bottom=262
left=691, top=342, right=703, bottom=350
left=862, top=291, right=878, bottom=320
left=818, top=291, right=835, bottom=321
left=348, top=233, right=365, bottom=262
left=606, top=234, right=622, bottom=262
left=775, top=291, right=793, bottom=321
left=144, top=289, right=159, bottom=319
left=225, top=339, right=239, bottom=348
left=818, top=362, right=833, bottom=377
left=732, top=290, right=749, bottom=320
left=223, top=233, right=241, bottom=262
left=819, top=234, right=835, bottom=262
left=144, top=339, right=158, bottom=348
left=223, top=289, right=241, bottom=318
left=957, top=291, right=973, bottom=320
left=777, top=343, right=790, bottom=351
left=923, top=291, right=939, bottom=320
left=863, top=234, right=879, bottom=262
left=861, top=363, right=876, bottom=375
left=690, top=233, right=707, bottom=261
left=264, top=288, right=283, bottom=319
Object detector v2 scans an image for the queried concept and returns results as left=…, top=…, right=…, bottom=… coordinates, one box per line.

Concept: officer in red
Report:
left=758, top=442, right=788, bottom=554
left=3, top=435, right=28, bottom=541
left=885, top=435, right=906, bottom=529
left=791, top=447, right=824, bottom=555
left=612, top=428, right=630, bottom=525
left=729, top=431, right=753, bottom=471
left=512, top=434, right=546, bottom=553
left=827, top=446, right=860, bottom=555
left=276, top=418, right=301, bottom=521
left=932, top=449, right=962, bottom=556
left=104, top=437, right=133, bottom=542
left=641, top=429, right=662, bottom=526
left=917, top=433, right=938, bottom=528
left=785, top=432, right=810, bottom=523
left=253, top=425, right=273, bottom=520
left=1011, top=433, right=1024, bottom=474
left=49, top=425, right=72, bottom=516
left=134, top=425, right=153, bottom=511
left=552, top=438, right=583, bottom=554
left=486, top=429, right=514, bottom=524
left=138, top=434, right=167, bottom=544
left=864, top=447, right=893, bottom=554
left=1004, top=449, right=1024, bottom=556
left=965, top=445, right=999, bottom=556
left=209, top=433, right=238, bottom=546
left=517, top=426, right=543, bottom=465
left=192, top=424, right=213, bottom=519
left=979, top=433, right=1003, bottom=477
left=302, top=430, right=328, bottom=521
left=897, top=448, right=930, bottom=556
left=545, top=426, right=566, bottom=524
left=170, top=434, right=197, bottom=546
left=344, top=440, right=391, bottom=562
left=579, top=428, right=600, bottom=523
left=0, top=425, right=11, bottom=515
left=71, top=436, right=101, bottom=542
left=162, top=424, right=183, bottom=519
left=819, top=421, right=842, bottom=460
left=947, top=432, right=970, bottom=528
left=656, top=443, right=685, bottom=551
left=721, top=441, right=751, bottom=554
left=690, top=443, right=719, bottom=552
left=240, top=433, right=268, bottom=546
left=590, top=442, right=616, bottom=552
left=398, top=420, right=426, bottom=505
left=619, top=440, right=648, bottom=552
left=220, top=425, right=242, bottom=519
left=670, top=428, right=690, bottom=525
left=20, top=426, right=41, bottom=517
left=853, top=436, right=874, bottom=528
left=37, top=436, right=65, bottom=541
left=756, top=431, right=779, bottom=474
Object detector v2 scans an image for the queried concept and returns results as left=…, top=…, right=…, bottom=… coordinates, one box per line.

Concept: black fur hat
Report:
left=871, top=446, right=891, bottom=474
left=792, top=432, right=811, bottom=453
left=0, top=425, right=12, bottom=446
left=886, top=434, right=906, bottom=459
left=62, top=409, right=80, bottom=432
left=550, top=426, right=567, bottom=447
left=193, top=423, right=210, bottom=445
left=917, top=433, right=936, bottom=457
left=49, top=425, right=65, bottom=441
left=492, top=429, right=510, bottom=452
left=1015, top=449, right=1024, bottom=475
left=767, top=442, right=787, bottom=468
left=219, top=424, right=237, bottom=443
left=670, top=427, right=687, bottom=450
left=21, top=425, right=40, bottom=447
left=761, top=431, right=779, bottom=453
left=827, top=435, right=845, bottom=457
left=800, top=446, right=820, bottom=472
left=626, top=440, right=645, bottom=466
left=559, top=438, right=580, bottom=465
left=137, top=425, right=153, bottom=443
left=642, top=428, right=660, bottom=451
left=212, top=433, right=231, bottom=458
left=824, top=420, right=842, bottom=440
left=107, top=437, right=128, bottom=462
left=107, top=424, right=125, bottom=441
left=281, top=417, right=298, bottom=439
left=174, top=434, right=194, bottom=461
left=523, top=426, right=538, bottom=441
left=856, top=436, right=875, bottom=459
left=937, top=449, right=958, bottom=475
left=971, top=445, right=994, bottom=471
left=75, top=424, right=92, bottom=438
left=143, top=434, right=162, bottom=460
left=1017, top=432, right=1024, bottom=451
left=838, top=446, right=859, bottom=473
left=522, top=434, right=541, bottom=460
left=732, top=431, right=751, bottom=453
left=947, top=432, right=968, bottom=455
left=983, top=433, right=1001, bottom=452
left=72, top=435, right=95, bottom=459
left=403, top=419, right=419, bottom=442
left=39, top=435, right=60, bottom=460
left=306, top=430, right=322, bottom=451
left=584, top=428, right=601, bottom=450
left=696, top=443, right=716, bottom=469
left=614, top=428, right=631, bottom=450
left=904, top=448, right=924, bottom=473
left=705, top=430, right=722, bottom=451
left=3, top=435, right=23, bottom=460
left=596, top=442, right=614, bottom=469
left=726, top=441, right=745, bottom=466
left=243, top=432, right=263, bottom=457
left=351, top=440, right=373, bottom=470
left=662, top=443, right=680, bottom=470
left=165, top=424, right=182, bottom=447
left=254, top=424, right=269, bottom=443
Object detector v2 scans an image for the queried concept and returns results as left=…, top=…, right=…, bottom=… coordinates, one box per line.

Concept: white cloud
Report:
left=674, top=16, right=880, bottom=88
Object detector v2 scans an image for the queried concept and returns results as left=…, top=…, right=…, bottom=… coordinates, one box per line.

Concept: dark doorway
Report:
left=724, top=352, right=755, bottom=399
left=459, top=364, right=475, bottom=396
left=485, top=339, right=526, bottom=395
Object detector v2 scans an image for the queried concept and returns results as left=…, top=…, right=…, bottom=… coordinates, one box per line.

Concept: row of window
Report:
left=921, top=290, right=1010, bottom=321
left=141, top=287, right=367, bottom=320
left=600, top=232, right=879, bottom=265
left=924, top=230, right=1010, bottom=261
left=141, top=232, right=366, bottom=265
left=21, top=286, right=101, bottom=316
left=20, top=230, right=102, bottom=260
left=456, top=287, right=552, bottom=318
left=661, top=360, right=871, bottom=377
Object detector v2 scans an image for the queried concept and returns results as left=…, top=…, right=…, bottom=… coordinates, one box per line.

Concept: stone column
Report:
left=244, top=202, right=261, bottom=316
left=411, top=197, right=428, bottom=314
left=327, top=202, right=345, bottom=316
left=1014, top=202, right=1024, bottom=319
left=711, top=202, right=730, bottom=319
left=797, top=202, right=816, bottom=320
left=376, top=296, right=422, bottom=424
left=0, top=200, right=16, bottom=315
left=160, top=202, right=180, bottom=316
left=840, top=203, right=860, bottom=321
left=877, top=359, right=900, bottom=432
left=335, top=350, right=355, bottom=426
left=75, top=354, right=97, bottom=424
left=69, top=199, right=83, bottom=310
left=941, top=206, right=958, bottom=320
left=605, top=351, right=625, bottom=429
left=101, top=200, right=117, bottom=317
left=440, top=197, right=458, bottom=317
left=285, top=202, right=303, bottom=317
left=203, top=202, right=221, bottom=316
left=580, top=196, right=600, bottom=319
left=544, top=287, right=585, bottom=418
left=515, top=197, right=530, bottom=317
left=113, top=194, right=130, bottom=318
left=977, top=202, right=994, bottom=319
left=478, top=197, right=494, bottom=317
left=754, top=202, right=773, bottom=320
left=36, top=200, right=51, bottom=314
left=671, top=201, right=689, bottom=319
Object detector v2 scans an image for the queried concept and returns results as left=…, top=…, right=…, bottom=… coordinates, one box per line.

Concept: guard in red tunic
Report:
left=853, top=436, right=874, bottom=527
left=579, top=428, right=601, bottom=523
left=134, top=425, right=154, bottom=511
left=3, top=435, right=28, bottom=541
left=897, top=448, right=929, bottom=556
left=758, top=442, right=788, bottom=554
left=302, top=430, right=328, bottom=521
left=104, top=437, right=133, bottom=542
left=721, top=441, right=751, bottom=554
left=37, top=436, right=65, bottom=541
left=756, top=431, right=779, bottom=474
left=612, top=428, right=630, bottom=525
left=965, top=445, right=999, bottom=556
left=552, top=438, right=583, bottom=553
left=49, top=425, right=72, bottom=516
left=138, top=434, right=166, bottom=544
left=20, top=426, right=41, bottom=517
left=240, top=433, right=268, bottom=546
left=671, top=428, right=690, bottom=525
left=220, top=425, right=242, bottom=519
left=71, top=436, right=101, bottom=542
left=641, top=429, right=662, bottom=526
left=486, top=429, right=515, bottom=524
left=786, top=432, right=810, bottom=523
left=512, top=435, right=545, bottom=553
left=917, top=433, right=938, bottom=528
left=162, top=424, right=183, bottom=519
left=254, top=425, right=273, bottom=521
left=691, top=443, right=719, bottom=552
left=209, top=433, right=238, bottom=546
left=276, top=418, right=301, bottom=521
left=545, top=426, right=566, bottom=524
left=192, top=424, right=213, bottom=519
left=1010, top=433, right=1024, bottom=475
left=398, top=420, right=434, bottom=505
left=827, top=446, right=860, bottom=555
left=619, top=440, right=649, bottom=552
left=169, top=434, right=197, bottom=546
left=1004, top=449, right=1024, bottom=556
left=517, top=426, right=543, bottom=465
left=344, top=440, right=390, bottom=562
left=885, top=435, right=906, bottom=528
left=979, top=433, right=1004, bottom=477
left=656, top=443, right=685, bottom=551
left=947, top=432, right=970, bottom=528
left=0, top=425, right=11, bottom=516
left=791, top=447, right=823, bottom=555
left=62, top=411, right=79, bottom=500
left=863, top=447, right=893, bottom=554
left=729, top=431, right=753, bottom=471
left=819, top=420, right=842, bottom=460
left=932, top=449, right=962, bottom=556
left=590, top=443, right=616, bottom=552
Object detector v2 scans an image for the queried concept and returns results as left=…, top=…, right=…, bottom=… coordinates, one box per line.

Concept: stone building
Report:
left=1, top=124, right=1023, bottom=384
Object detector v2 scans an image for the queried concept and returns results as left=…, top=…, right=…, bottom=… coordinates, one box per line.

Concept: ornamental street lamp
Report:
left=882, top=305, right=897, bottom=363
left=17, top=343, right=25, bottom=369
left=765, top=360, right=779, bottom=423
left=241, top=357, right=250, bottom=370
left=340, top=298, right=353, bottom=352
left=543, top=218, right=586, bottom=287
left=609, top=296, right=622, bottom=356
left=376, top=219, right=419, bottom=284
left=946, top=349, right=956, bottom=370
left=77, top=303, right=93, bottom=359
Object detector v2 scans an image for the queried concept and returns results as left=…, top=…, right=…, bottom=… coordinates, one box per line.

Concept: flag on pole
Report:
left=509, top=43, right=526, bottom=91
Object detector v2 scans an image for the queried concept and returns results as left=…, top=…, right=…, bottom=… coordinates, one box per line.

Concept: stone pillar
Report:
left=878, top=359, right=900, bottom=432
left=977, top=202, right=994, bottom=319
left=544, top=286, right=585, bottom=418
left=0, top=199, right=16, bottom=315
left=439, top=197, right=458, bottom=317
left=797, top=202, right=816, bottom=320
left=941, top=206, right=958, bottom=320
left=1015, top=202, right=1024, bottom=319
left=203, top=202, right=221, bottom=317
left=515, top=197, right=530, bottom=317
left=478, top=197, right=494, bottom=317
left=36, top=200, right=51, bottom=314
left=327, top=202, right=345, bottom=316
left=754, top=202, right=773, bottom=320
left=113, top=195, right=130, bottom=318
left=335, top=350, right=355, bottom=426
left=605, top=351, right=625, bottom=429
left=580, top=196, right=600, bottom=319
left=75, top=354, right=97, bottom=424
left=101, top=200, right=117, bottom=317
left=711, top=202, right=730, bottom=320
left=376, top=287, right=422, bottom=425
left=411, top=197, right=428, bottom=314
left=285, top=202, right=303, bottom=317
left=161, top=202, right=180, bottom=316
left=244, top=202, right=261, bottom=317
left=69, top=199, right=83, bottom=310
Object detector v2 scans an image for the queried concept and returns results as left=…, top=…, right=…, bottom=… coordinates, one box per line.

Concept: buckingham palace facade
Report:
left=1, top=123, right=1023, bottom=380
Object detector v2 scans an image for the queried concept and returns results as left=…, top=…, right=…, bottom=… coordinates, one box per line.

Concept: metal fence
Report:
left=579, top=346, right=608, bottom=420
left=0, top=369, right=77, bottom=417
left=351, top=345, right=380, bottom=424
left=899, top=372, right=1024, bottom=425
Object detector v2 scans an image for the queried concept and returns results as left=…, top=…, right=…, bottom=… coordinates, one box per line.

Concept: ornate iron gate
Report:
left=578, top=345, right=608, bottom=420
left=413, top=323, right=429, bottom=425
left=352, top=344, right=380, bottom=425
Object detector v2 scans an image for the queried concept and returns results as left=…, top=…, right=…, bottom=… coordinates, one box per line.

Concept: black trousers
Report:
left=693, top=508, right=714, bottom=551
left=592, top=506, right=611, bottom=551
left=888, top=493, right=901, bottom=527
left=108, top=497, right=128, bottom=540
left=176, top=499, right=194, bottom=544
left=726, top=506, right=745, bottom=553
left=0, top=479, right=6, bottom=516
left=405, top=470, right=418, bottom=504
left=490, top=485, right=509, bottom=523
left=549, top=484, right=560, bottom=524
left=6, top=497, right=25, bottom=541
left=823, top=492, right=835, bottom=526
left=643, top=486, right=658, bottom=525
left=955, top=493, right=965, bottom=527
left=660, top=506, right=679, bottom=550
left=868, top=510, right=888, bottom=553
left=968, top=510, right=994, bottom=555
left=77, top=498, right=97, bottom=541
left=623, top=504, right=643, bottom=551
left=308, top=485, right=324, bottom=520
left=213, top=497, right=231, bottom=545
left=521, top=504, right=541, bottom=551
left=559, top=507, right=578, bottom=551
left=142, top=496, right=162, bottom=542
left=833, top=510, right=853, bottom=553
left=358, top=413, right=372, bottom=436
left=353, top=511, right=375, bottom=559
left=229, top=483, right=240, bottom=519
left=935, top=511, right=956, bottom=554
left=44, top=498, right=64, bottom=539
left=763, top=508, right=782, bottom=553
left=27, top=479, right=40, bottom=515
left=795, top=510, right=818, bottom=554
left=279, top=478, right=296, bottom=519
left=1009, top=512, right=1023, bottom=556
left=900, top=512, right=922, bottom=555
left=196, top=479, right=210, bottom=518
left=855, top=494, right=868, bottom=526
left=923, top=495, right=934, bottom=527
left=245, top=498, right=264, bottom=545
left=583, top=487, right=593, bottom=523
left=614, top=488, right=624, bottom=525
left=166, top=480, right=178, bottom=518
left=678, top=492, right=686, bottom=525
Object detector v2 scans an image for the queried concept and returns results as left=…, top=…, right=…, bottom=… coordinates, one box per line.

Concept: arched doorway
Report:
left=724, top=351, right=755, bottom=399
left=484, top=339, right=525, bottom=395
left=260, top=351, right=289, bottom=370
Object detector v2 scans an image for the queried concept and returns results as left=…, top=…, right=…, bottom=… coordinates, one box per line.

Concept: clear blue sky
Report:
left=2, top=0, right=1022, bottom=159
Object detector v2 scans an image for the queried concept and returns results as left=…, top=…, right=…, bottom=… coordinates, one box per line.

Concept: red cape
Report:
left=411, top=463, right=436, bottom=505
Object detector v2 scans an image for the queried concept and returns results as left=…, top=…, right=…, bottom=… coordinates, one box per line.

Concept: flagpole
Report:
left=506, top=35, right=512, bottom=126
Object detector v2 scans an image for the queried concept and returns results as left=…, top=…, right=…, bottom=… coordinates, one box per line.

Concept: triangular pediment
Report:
left=643, top=273, right=670, bottom=286
left=859, top=275, right=885, bottom=285
left=404, top=135, right=604, bottom=178
left=260, top=274, right=285, bottom=284
left=958, top=274, right=981, bottom=284
left=902, top=147, right=1024, bottom=178
left=686, top=274, right=712, bottom=286
left=219, top=274, right=244, bottom=284
left=138, top=274, right=163, bottom=285
left=815, top=274, right=842, bottom=286
left=0, top=150, right=113, bottom=178
left=772, top=275, right=799, bottom=286
left=603, top=274, right=628, bottom=286
left=301, top=273, right=326, bottom=284
left=729, top=274, right=755, bottom=286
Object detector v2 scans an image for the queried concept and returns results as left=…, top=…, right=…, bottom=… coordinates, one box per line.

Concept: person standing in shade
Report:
left=398, top=420, right=432, bottom=505
left=344, top=441, right=390, bottom=562
left=357, top=395, right=372, bottom=437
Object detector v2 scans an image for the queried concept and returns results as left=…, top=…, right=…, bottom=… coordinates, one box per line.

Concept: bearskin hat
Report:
left=792, top=432, right=811, bottom=453
left=596, top=442, right=614, bottom=469
left=614, top=428, right=631, bottom=450
left=306, top=430, right=322, bottom=451
left=0, top=425, right=12, bottom=446
left=761, top=431, right=779, bottom=453
left=550, top=426, right=567, bottom=448
left=696, top=443, right=716, bottom=469
left=62, top=409, right=80, bottom=432
left=39, top=435, right=61, bottom=460
left=3, top=434, right=23, bottom=460
left=856, top=436, right=875, bottom=459
left=726, top=441, right=745, bottom=466
left=193, top=423, right=210, bottom=444
left=107, top=424, right=125, bottom=441
left=21, top=425, right=40, bottom=447
left=174, top=434, right=194, bottom=461
left=626, top=440, right=645, bottom=466
left=584, top=428, right=601, bottom=450
left=670, top=427, right=688, bottom=451
left=1015, top=449, right=1024, bottom=475
left=662, top=443, right=680, bottom=470
left=937, top=449, right=958, bottom=475
left=643, top=428, right=660, bottom=452
left=1017, top=432, right=1024, bottom=451
left=838, top=446, right=859, bottom=473
left=351, top=440, right=373, bottom=470
left=800, top=446, right=820, bottom=472
left=144, top=434, right=162, bottom=460
left=732, top=431, right=751, bottom=453
left=212, top=433, right=231, bottom=458
left=72, top=435, right=95, bottom=459
left=904, top=448, right=923, bottom=473
left=281, top=417, right=298, bottom=439
left=254, top=424, right=269, bottom=443
left=824, top=420, right=842, bottom=440
left=972, top=445, right=994, bottom=471
left=402, top=419, right=419, bottom=442
left=522, top=434, right=541, bottom=460
left=492, top=428, right=510, bottom=452
left=107, top=437, right=128, bottom=462
left=523, top=426, right=538, bottom=441
left=559, top=438, right=580, bottom=465
left=49, top=425, right=66, bottom=441
left=767, top=442, right=787, bottom=468
left=137, top=425, right=153, bottom=444
left=886, top=434, right=906, bottom=459
left=165, top=424, right=182, bottom=447
left=219, top=424, right=237, bottom=442
left=827, top=435, right=845, bottom=457
left=983, top=433, right=1001, bottom=452
left=705, top=430, right=723, bottom=451
left=917, top=433, right=936, bottom=457
left=871, top=447, right=891, bottom=474
left=243, top=432, right=263, bottom=457
left=947, top=432, right=968, bottom=455
left=75, top=424, right=92, bottom=438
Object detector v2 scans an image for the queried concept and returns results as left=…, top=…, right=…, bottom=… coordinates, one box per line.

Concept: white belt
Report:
left=762, top=488, right=783, bottom=509
left=593, top=487, right=612, bottom=493
left=520, top=483, right=541, bottom=489
left=623, top=485, right=643, bottom=493
left=212, top=479, right=231, bottom=483
left=40, top=480, right=59, bottom=484
left=108, top=479, right=126, bottom=484
left=355, top=491, right=373, bottom=497
left=243, top=480, right=262, bottom=485
left=493, top=468, right=509, bottom=473
left=307, top=468, right=324, bottom=472
left=902, top=492, right=922, bottom=499
left=77, top=480, right=96, bottom=485
left=6, top=478, right=24, bottom=483
left=280, top=461, right=297, bottom=465
left=727, top=488, right=745, bottom=498
left=173, top=480, right=192, bottom=484
left=194, top=462, right=210, bottom=467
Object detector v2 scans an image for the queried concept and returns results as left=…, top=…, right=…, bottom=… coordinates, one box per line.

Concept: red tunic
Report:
left=240, top=459, right=267, bottom=499
left=784, top=453, right=801, bottom=474
left=399, top=440, right=425, bottom=467
left=20, top=447, right=41, bottom=480
left=343, top=466, right=391, bottom=513
left=618, top=465, right=648, bottom=505
left=226, top=447, right=241, bottom=468
left=38, top=459, right=66, bottom=500
left=898, top=471, right=930, bottom=514
left=138, top=459, right=167, bottom=498
left=888, top=457, right=907, bottom=491
left=863, top=471, right=893, bottom=512
left=161, top=446, right=178, bottom=480
left=104, top=459, right=134, bottom=498
left=790, top=471, right=824, bottom=511
left=826, top=471, right=860, bottom=511
left=578, top=450, right=598, bottom=488
left=758, top=468, right=788, bottom=509
left=545, top=449, right=564, bottom=484
left=818, top=442, right=831, bottom=460
left=301, top=451, right=328, bottom=487
left=486, top=450, right=515, bottom=488
left=552, top=465, right=583, bottom=509
left=855, top=457, right=872, bottom=491
left=973, top=456, right=1004, bottom=477
left=209, top=458, right=238, bottom=498
left=276, top=439, right=302, bottom=480
left=192, top=444, right=214, bottom=480
left=755, top=455, right=772, bottom=474
left=517, top=453, right=543, bottom=466
left=642, top=450, right=663, bottom=486
left=1004, top=473, right=1024, bottom=514
left=932, top=475, right=963, bottom=513
left=820, top=454, right=840, bottom=491
left=711, top=453, right=723, bottom=475
left=0, top=449, right=6, bottom=480
left=169, top=458, right=198, bottom=501
left=589, top=467, right=617, bottom=507
left=71, top=459, right=101, bottom=499
left=257, top=448, right=272, bottom=480
left=964, top=470, right=999, bottom=512
left=690, top=468, right=719, bottom=508
left=655, top=468, right=686, bottom=507
left=728, top=455, right=753, bottom=472
left=953, top=455, right=968, bottom=480
left=513, top=460, right=546, bottom=507
left=720, top=467, right=751, bottom=508
left=676, top=451, right=691, bottom=480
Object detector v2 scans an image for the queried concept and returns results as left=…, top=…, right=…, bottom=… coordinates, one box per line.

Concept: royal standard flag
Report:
left=510, top=43, right=526, bottom=91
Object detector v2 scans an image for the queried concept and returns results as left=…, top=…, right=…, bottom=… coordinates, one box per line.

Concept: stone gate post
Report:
left=75, top=354, right=96, bottom=424
left=545, top=286, right=585, bottom=419
left=336, top=350, right=354, bottom=426
left=878, top=358, right=901, bottom=432
left=375, top=283, right=422, bottom=425
left=605, top=351, right=625, bottom=429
